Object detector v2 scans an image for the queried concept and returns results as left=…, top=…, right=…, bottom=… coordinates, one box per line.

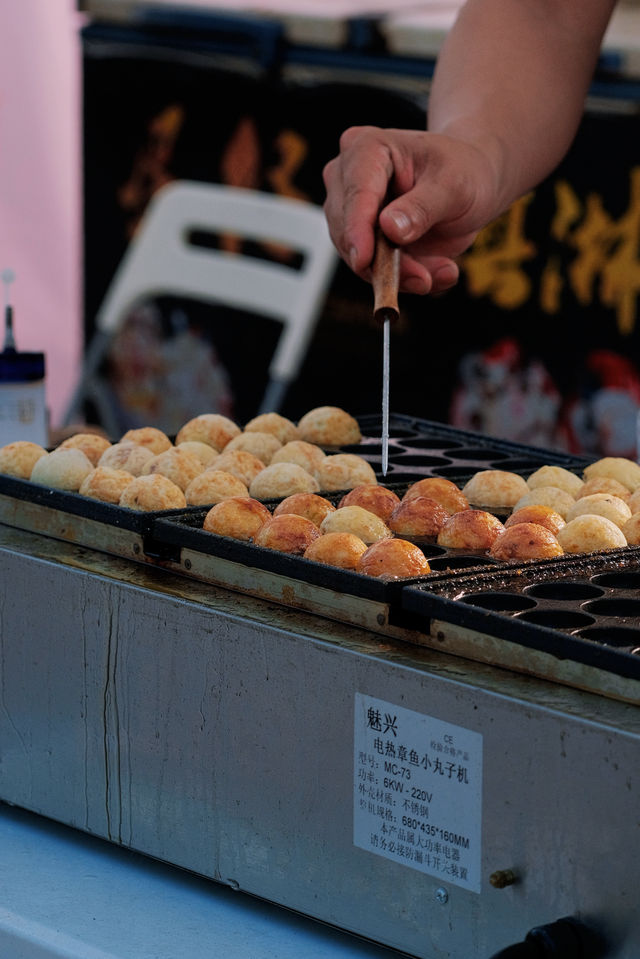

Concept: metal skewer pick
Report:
left=371, top=234, right=400, bottom=476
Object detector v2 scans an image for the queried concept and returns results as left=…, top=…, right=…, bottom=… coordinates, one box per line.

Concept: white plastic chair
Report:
left=64, top=180, right=338, bottom=433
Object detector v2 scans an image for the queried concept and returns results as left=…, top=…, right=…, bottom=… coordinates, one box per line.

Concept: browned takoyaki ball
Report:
left=142, top=447, right=203, bottom=491
left=254, top=513, right=321, bottom=555
left=437, top=509, right=505, bottom=551
left=273, top=492, right=336, bottom=527
left=338, top=484, right=401, bottom=523
left=388, top=496, right=450, bottom=539
left=58, top=432, right=112, bottom=466
left=0, top=440, right=48, bottom=479
left=505, top=504, right=566, bottom=536
left=303, top=532, right=368, bottom=570
left=120, top=426, right=173, bottom=454
left=202, top=496, right=271, bottom=541
left=79, top=467, right=134, bottom=504
left=358, top=538, right=431, bottom=579
left=297, top=405, right=361, bottom=446
left=119, top=474, right=186, bottom=511
left=175, top=414, right=240, bottom=452
left=489, top=523, right=564, bottom=561
left=243, top=412, right=299, bottom=445
left=316, top=453, right=377, bottom=492
left=185, top=470, right=249, bottom=506
left=209, top=449, right=266, bottom=487
left=403, top=477, right=469, bottom=515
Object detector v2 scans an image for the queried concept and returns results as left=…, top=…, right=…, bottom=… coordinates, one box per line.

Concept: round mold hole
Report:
left=461, top=591, right=536, bottom=612
left=400, top=438, right=463, bottom=451
left=578, top=626, right=640, bottom=648
left=592, top=571, right=640, bottom=590
left=517, top=609, right=596, bottom=629
left=389, top=453, right=452, bottom=467
left=428, top=555, right=497, bottom=572
left=339, top=442, right=382, bottom=455
left=526, top=582, right=604, bottom=601
left=583, top=598, right=640, bottom=618
left=495, top=458, right=547, bottom=471
left=447, top=447, right=510, bottom=461
left=417, top=544, right=447, bottom=559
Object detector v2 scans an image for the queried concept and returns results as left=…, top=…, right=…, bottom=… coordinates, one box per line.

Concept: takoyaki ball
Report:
left=566, top=493, right=632, bottom=530
left=98, top=441, right=154, bottom=476
left=270, top=440, right=326, bottom=476
left=338, top=484, right=401, bottom=523
left=388, top=496, right=449, bottom=539
left=512, top=486, right=576, bottom=519
left=120, top=426, right=172, bottom=454
left=583, top=457, right=640, bottom=492
left=175, top=440, right=219, bottom=468
left=526, top=465, right=584, bottom=498
left=297, top=405, right=362, bottom=446
left=489, top=523, right=564, bottom=561
left=119, top=473, right=186, bottom=511
left=403, top=477, right=469, bottom=515
left=58, top=432, right=112, bottom=466
left=225, top=431, right=282, bottom=465
left=202, top=496, right=271, bottom=541
left=249, top=462, right=319, bottom=499
left=30, top=448, right=94, bottom=491
left=185, top=470, right=249, bottom=506
left=254, top=513, right=321, bottom=555
left=273, top=492, right=336, bottom=527
left=303, top=532, right=368, bottom=571
left=316, top=453, right=377, bottom=492
left=320, top=505, right=391, bottom=544
left=79, top=466, right=134, bottom=504
left=557, top=515, right=627, bottom=553
left=621, top=513, right=640, bottom=546
left=175, top=413, right=241, bottom=452
left=578, top=476, right=631, bottom=502
left=437, top=509, right=505, bottom=551
left=628, top=488, right=640, bottom=514
left=505, top=504, right=565, bottom=536
left=243, top=412, right=299, bottom=445
left=358, top=538, right=431, bottom=579
left=0, top=440, right=48, bottom=479
left=462, top=470, right=529, bottom=509
left=142, top=447, right=204, bottom=491
left=209, top=449, right=266, bottom=487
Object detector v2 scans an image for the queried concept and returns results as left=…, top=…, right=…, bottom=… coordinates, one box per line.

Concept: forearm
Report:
left=428, top=0, right=617, bottom=217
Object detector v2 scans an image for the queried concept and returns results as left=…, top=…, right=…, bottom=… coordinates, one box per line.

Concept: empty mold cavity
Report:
left=579, top=626, right=640, bottom=647
left=390, top=454, right=453, bottom=467
left=447, top=448, right=509, bottom=461
left=401, top=438, right=464, bottom=451
left=427, top=555, right=497, bottom=572
left=461, top=591, right=536, bottom=612
left=516, top=609, right=596, bottom=629
left=525, top=582, right=604, bottom=601
left=591, top=571, right=640, bottom=589
left=584, top=598, right=640, bottom=618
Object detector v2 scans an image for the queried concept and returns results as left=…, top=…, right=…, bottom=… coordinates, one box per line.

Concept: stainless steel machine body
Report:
left=1, top=527, right=639, bottom=958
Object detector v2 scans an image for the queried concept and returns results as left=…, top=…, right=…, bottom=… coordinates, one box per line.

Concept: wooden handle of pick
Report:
left=372, top=230, right=400, bottom=323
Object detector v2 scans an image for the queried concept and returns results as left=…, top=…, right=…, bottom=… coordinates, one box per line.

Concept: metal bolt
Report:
left=434, top=887, right=449, bottom=904
left=184, top=558, right=192, bottom=570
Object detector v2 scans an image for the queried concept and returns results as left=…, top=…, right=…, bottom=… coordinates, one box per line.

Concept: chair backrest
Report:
left=95, top=180, right=338, bottom=411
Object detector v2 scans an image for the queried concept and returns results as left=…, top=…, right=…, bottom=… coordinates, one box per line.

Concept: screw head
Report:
left=434, top=887, right=448, bottom=904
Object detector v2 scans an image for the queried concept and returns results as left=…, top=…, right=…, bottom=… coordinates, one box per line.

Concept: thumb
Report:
left=379, top=192, right=436, bottom=245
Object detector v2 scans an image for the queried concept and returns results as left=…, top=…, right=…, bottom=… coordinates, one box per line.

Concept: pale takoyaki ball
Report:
left=120, top=426, right=172, bottom=454
left=504, top=504, right=565, bottom=536
left=526, top=465, right=584, bottom=497
left=358, top=538, right=431, bottom=579
left=583, top=457, right=640, bottom=492
left=462, top=470, right=529, bottom=509
left=175, top=440, right=219, bottom=468
left=208, top=449, right=266, bottom=487
left=388, top=496, right=450, bottom=539
left=303, top=532, right=368, bottom=571
left=98, top=441, right=154, bottom=476
left=320, top=505, right=391, bottom=544
left=489, top=523, right=564, bottom=561
left=202, top=496, right=271, bottom=541
left=30, top=448, right=94, bottom=491
left=628, top=488, right=640, bottom=514
left=58, top=432, right=112, bottom=466
left=565, top=493, right=632, bottom=530
left=254, top=513, right=321, bottom=555
left=621, top=513, right=640, bottom=546
left=512, top=486, right=576, bottom=519
left=142, top=447, right=204, bottom=491
left=578, top=476, right=631, bottom=502
left=119, top=473, right=186, bottom=511
left=249, top=462, right=319, bottom=499
left=78, top=467, right=135, bottom=504
left=270, top=440, right=326, bottom=476
left=437, top=509, right=505, bottom=551
left=174, top=413, right=241, bottom=452
left=403, top=477, right=469, bottom=515
left=243, top=412, right=299, bottom=445
left=0, top=440, right=48, bottom=479
left=297, top=405, right=362, bottom=446
left=556, top=514, right=627, bottom=553
left=338, top=484, right=401, bottom=523
left=273, top=492, right=336, bottom=528
left=316, top=453, right=377, bottom=492
left=185, top=470, right=249, bottom=506
left=224, top=431, right=282, bottom=465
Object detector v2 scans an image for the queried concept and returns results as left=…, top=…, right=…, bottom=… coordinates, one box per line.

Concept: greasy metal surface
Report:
left=1, top=526, right=639, bottom=959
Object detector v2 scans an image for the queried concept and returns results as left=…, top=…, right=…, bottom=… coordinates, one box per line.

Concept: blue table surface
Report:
left=0, top=802, right=403, bottom=959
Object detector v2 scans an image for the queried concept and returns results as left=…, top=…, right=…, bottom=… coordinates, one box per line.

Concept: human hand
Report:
left=322, top=125, right=500, bottom=295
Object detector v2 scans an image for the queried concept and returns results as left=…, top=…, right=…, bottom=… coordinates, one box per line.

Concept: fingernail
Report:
left=388, top=211, right=411, bottom=237
left=433, top=264, right=459, bottom=288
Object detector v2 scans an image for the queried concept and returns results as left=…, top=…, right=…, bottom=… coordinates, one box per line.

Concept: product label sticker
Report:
left=354, top=693, right=483, bottom=893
